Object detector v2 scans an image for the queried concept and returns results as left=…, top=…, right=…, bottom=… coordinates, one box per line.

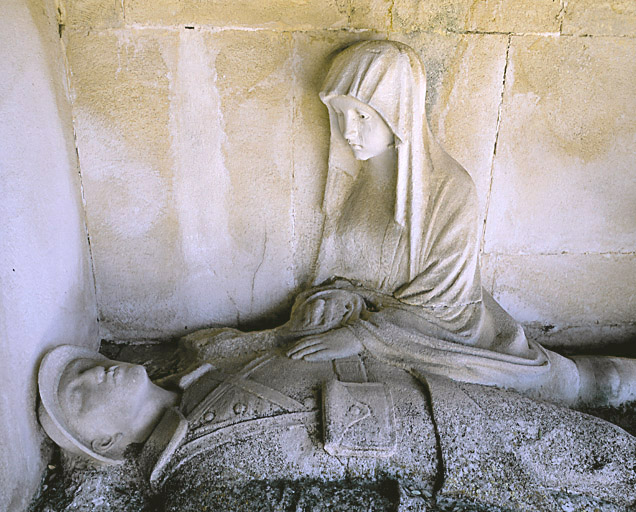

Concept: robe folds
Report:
left=309, top=40, right=581, bottom=406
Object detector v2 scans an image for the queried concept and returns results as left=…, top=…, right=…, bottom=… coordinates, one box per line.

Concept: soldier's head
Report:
left=38, top=345, right=177, bottom=464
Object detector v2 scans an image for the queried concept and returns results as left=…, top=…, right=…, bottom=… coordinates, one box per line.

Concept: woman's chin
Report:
left=351, top=146, right=393, bottom=161
left=352, top=150, right=371, bottom=161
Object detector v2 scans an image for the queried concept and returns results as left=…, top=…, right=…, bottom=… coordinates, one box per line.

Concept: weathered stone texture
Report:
left=489, top=254, right=636, bottom=328
left=65, top=29, right=180, bottom=338
left=404, top=33, right=508, bottom=221
left=125, top=0, right=349, bottom=30
left=563, top=0, right=636, bottom=36
left=66, top=29, right=297, bottom=338
left=60, top=0, right=123, bottom=30
left=479, top=253, right=497, bottom=294
left=484, top=35, right=636, bottom=255
left=430, top=375, right=636, bottom=510
left=349, top=0, right=392, bottom=31
left=207, top=31, right=296, bottom=327
left=392, top=0, right=562, bottom=33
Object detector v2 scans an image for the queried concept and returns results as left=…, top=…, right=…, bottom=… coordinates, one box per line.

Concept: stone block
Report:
left=125, top=0, right=349, bottom=30
left=60, top=0, right=123, bottom=30
left=349, top=0, right=392, bottom=31
left=562, top=0, right=636, bottom=37
left=208, top=30, right=296, bottom=325
left=66, top=29, right=297, bottom=338
left=65, top=29, right=179, bottom=334
left=467, top=0, right=562, bottom=33
left=397, top=32, right=508, bottom=222
left=490, top=253, right=636, bottom=328
left=484, top=36, right=636, bottom=254
left=392, top=0, right=561, bottom=34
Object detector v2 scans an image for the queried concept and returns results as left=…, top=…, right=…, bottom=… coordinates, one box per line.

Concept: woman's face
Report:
left=329, top=95, right=394, bottom=161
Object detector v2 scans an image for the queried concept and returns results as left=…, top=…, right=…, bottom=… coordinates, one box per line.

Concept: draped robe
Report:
left=299, top=40, right=581, bottom=406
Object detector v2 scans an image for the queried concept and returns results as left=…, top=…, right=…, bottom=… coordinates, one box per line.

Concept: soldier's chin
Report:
left=119, top=363, right=149, bottom=385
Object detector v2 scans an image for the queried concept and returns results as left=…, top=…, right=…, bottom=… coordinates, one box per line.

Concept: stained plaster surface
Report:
left=55, top=0, right=636, bottom=348
left=0, top=1, right=99, bottom=511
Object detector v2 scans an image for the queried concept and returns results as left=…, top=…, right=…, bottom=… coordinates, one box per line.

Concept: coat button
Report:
left=233, top=403, right=247, bottom=415
left=204, top=411, right=216, bottom=422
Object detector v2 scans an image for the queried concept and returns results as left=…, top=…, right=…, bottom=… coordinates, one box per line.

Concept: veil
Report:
left=317, top=40, right=482, bottom=311
left=318, top=40, right=433, bottom=282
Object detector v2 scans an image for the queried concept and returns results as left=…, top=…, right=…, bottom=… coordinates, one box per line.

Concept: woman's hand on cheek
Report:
left=286, top=328, right=363, bottom=361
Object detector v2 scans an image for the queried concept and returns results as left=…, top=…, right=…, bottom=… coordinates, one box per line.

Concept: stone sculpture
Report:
left=37, top=341, right=636, bottom=511
left=35, top=41, right=636, bottom=511
left=38, top=345, right=179, bottom=465
left=282, top=40, right=636, bottom=409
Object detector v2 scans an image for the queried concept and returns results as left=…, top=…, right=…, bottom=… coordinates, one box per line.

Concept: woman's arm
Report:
left=282, top=284, right=368, bottom=361
left=282, top=281, right=484, bottom=362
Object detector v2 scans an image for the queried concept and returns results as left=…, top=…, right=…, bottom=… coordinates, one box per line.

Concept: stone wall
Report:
left=59, top=0, right=636, bottom=348
left=0, top=1, right=99, bottom=510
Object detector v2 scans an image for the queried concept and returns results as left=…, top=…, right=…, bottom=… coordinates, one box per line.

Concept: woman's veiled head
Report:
left=319, top=40, right=428, bottom=145
left=318, top=40, right=436, bottom=282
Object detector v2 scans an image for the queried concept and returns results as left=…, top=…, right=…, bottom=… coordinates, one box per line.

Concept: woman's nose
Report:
left=343, top=120, right=358, bottom=142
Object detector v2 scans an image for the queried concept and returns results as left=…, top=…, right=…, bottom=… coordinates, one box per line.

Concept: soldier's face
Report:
left=59, top=359, right=151, bottom=444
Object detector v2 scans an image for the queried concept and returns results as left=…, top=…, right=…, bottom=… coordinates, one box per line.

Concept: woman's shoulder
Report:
left=430, top=145, right=479, bottom=204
